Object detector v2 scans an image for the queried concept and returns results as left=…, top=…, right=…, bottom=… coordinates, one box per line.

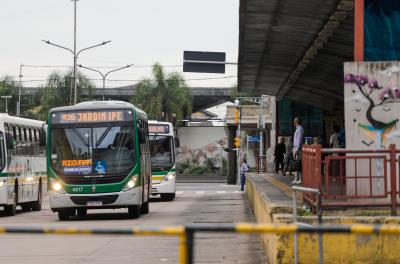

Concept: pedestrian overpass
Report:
left=22, top=86, right=233, bottom=111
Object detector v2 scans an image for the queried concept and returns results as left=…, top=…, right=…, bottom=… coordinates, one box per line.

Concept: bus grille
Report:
left=61, top=175, right=127, bottom=185
left=70, top=195, right=119, bottom=205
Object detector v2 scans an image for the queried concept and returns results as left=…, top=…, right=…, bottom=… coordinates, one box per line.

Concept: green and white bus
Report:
left=47, top=101, right=151, bottom=220
left=149, top=121, right=177, bottom=201
left=0, top=114, right=47, bottom=215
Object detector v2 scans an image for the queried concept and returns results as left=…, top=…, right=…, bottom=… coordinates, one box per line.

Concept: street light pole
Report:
left=78, top=64, right=134, bottom=100
left=72, top=0, right=78, bottom=105
left=41, top=40, right=111, bottom=103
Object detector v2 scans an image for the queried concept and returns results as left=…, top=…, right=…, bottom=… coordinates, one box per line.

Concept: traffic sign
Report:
left=183, top=51, right=226, bottom=73
left=247, top=135, right=260, bottom=142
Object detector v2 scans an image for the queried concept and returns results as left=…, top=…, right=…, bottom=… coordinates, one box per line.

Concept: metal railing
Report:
left=302, top=144, right=400, bottom=215
left=2, top=223, right=400, bottom=263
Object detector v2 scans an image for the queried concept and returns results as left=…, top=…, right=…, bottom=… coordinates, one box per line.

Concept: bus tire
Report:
left=31, top=181, right=42, bottom=211
left=58, top=209, right=74, bottom=221
left=140, top=201, right=149, bottom=214
left=160, top=193, right=175, bottom=201
left=128, top=205, right=140, bottom=219
left=4, top=185, right=18, bottom=216
left=77, top=208, right=87, bottom=217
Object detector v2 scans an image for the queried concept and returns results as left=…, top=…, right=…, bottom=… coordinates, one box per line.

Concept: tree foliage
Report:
left=131, top=63, right=192, bottom=121
left=33, top=71, right=95, bottom=120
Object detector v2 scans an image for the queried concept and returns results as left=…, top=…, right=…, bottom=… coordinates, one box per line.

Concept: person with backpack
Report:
left=240, top=159, right=250, bottom=191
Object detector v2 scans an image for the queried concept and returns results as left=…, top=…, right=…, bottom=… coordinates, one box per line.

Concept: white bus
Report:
left=149, top=121, right=177, bottom=201
left=0, top=114, right=47, bottom=215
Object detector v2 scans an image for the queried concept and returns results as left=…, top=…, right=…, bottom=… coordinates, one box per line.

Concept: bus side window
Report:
left=34, top=129, right=39, bottom=155
left=23, top=127, right=28, bottom=156
left=0, top=132, right=5, bottom=171
left=38, top=128, right=46, bottom=155
left=15, top=126, right=21, bottom=156
left=4, top=124, right=14, bottom=155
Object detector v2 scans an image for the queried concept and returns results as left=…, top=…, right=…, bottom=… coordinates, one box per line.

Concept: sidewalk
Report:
left=256, top=172, right=302, bottom=200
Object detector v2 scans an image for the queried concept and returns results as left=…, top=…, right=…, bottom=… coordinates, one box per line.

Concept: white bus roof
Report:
left=0, top=113, right=45, bottom=127
left=49, top=101, right=147, bottom=119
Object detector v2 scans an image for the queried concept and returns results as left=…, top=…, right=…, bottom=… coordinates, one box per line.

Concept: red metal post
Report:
left=315, top=145, right=322, bottom=192
left=390, top=144, right=397, bottom=216
left=354, top=0, right=364, bottom=61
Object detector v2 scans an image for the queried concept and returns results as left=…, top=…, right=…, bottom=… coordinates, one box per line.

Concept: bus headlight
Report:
left=161, top=172, right=175, bottom=183
left=123, top=175, right=138, bottom=192
left=0, top=180, right=5, bottom=188
left=50, top=179, right=65, bottom=194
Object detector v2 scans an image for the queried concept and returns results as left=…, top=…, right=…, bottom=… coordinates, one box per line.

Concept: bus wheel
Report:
left=140, top=200, right=149, bottom=214
left=128, top=205, right=140, bottom=219
left=31, top=182, right=42, bottom=211
left=58, top=209, right=75, bottom=221
left=4, top=186, right=18, bottom=216
left=160, top=193, right=175, bottom=201
left=77, top=208, right=87, bottom=217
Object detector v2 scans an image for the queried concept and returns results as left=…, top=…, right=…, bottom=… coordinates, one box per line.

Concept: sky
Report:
left=1, top=0, right=239, bottom=88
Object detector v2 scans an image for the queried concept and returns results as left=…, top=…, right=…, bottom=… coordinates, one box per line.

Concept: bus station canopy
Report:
left=238, top=0, right=354, bottom=110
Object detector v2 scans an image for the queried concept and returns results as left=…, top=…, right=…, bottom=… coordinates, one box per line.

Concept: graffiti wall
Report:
left=176, top=127, right=228, bottom=175
left=344, top=62, right=400, bottom=197
left=344, top=62, right=400, bottom=149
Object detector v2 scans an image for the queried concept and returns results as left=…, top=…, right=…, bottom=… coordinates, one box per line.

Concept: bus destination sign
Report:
left=52, top=110, right=133, bottom=124
left=149, top=124, right=170, bottom=134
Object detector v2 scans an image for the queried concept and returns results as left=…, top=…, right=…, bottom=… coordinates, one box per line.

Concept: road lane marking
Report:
left=217, top=191, right=226, bottom=194
left=196, top=191, right=205, bottom=194
left=176, top=191, right=184, bottom=195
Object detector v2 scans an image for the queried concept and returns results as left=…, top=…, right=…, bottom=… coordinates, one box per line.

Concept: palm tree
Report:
left=131, top=63, right=192, bottom=122
left=35, top=71, right=95, bottom=120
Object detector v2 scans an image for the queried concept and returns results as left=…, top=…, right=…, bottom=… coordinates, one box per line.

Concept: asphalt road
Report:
left=0, top=182, right=267, bottom=264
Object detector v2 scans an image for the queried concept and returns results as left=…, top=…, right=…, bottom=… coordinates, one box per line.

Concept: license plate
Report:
left=87, top=201, right=102, bottom=206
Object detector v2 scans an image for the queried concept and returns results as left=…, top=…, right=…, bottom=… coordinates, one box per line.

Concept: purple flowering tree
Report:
left=344, top=74, right=400, bottom=130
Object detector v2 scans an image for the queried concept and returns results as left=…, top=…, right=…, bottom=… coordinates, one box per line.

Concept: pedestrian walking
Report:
left=283, top=136, right=293, bottom=176
left=240, top=158, right=250, bottom=191
left=291, top=118, right=304, bottom=184
left=274, top=137, right=286, bottom=174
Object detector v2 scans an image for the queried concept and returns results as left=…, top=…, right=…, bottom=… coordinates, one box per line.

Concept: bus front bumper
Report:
left=49, top=187, right=142, bottom=211
left=151, top=179, right=176, bottom=195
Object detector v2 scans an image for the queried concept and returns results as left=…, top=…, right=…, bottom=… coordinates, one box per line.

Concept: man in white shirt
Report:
left=292, top=117, right=304, bottom=184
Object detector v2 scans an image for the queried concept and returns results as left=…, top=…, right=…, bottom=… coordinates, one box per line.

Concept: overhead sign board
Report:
left=183, top=51, right=226, bottom=74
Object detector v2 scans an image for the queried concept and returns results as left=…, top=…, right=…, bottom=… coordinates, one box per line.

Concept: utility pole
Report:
left=1, top=96, right=12, bottom=114
left=17, top=64, right=23, bottom=117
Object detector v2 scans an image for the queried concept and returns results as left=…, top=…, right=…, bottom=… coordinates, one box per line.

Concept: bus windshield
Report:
left=150, top=135, right=174, bottom=169
left=51, top=125, right=136, bottom=176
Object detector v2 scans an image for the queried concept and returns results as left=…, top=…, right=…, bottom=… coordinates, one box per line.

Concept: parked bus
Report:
left=0, top=114, right=47, bottom=215
left=47, top=101, right=151, bottom=220
left=149, top=121, right=177, bottom=201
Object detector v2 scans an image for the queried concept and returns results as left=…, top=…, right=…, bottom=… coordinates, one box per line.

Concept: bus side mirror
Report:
left=5, top=132, right=15, bottom=149
left=39, top=128, right=47, bottom=147
left=175, top=138, right=180, bottom=148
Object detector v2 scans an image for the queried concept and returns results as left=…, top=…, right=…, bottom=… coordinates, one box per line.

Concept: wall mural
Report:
left=344, top=62, right=400, bottom=149
left=344, top=73, right=400, bottom=147
left=344, top=62, right=400, bottom=196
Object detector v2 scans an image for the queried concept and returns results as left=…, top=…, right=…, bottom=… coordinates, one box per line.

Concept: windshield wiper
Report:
left=72, top=128, right=89, bottom=146
left=96, top=124, right=113, bottom=148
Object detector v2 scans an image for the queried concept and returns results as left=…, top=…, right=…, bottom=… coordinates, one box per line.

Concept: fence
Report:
left=2, top=223, right=400, bottom=264
left=302, top=144, right=400, bottom=215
